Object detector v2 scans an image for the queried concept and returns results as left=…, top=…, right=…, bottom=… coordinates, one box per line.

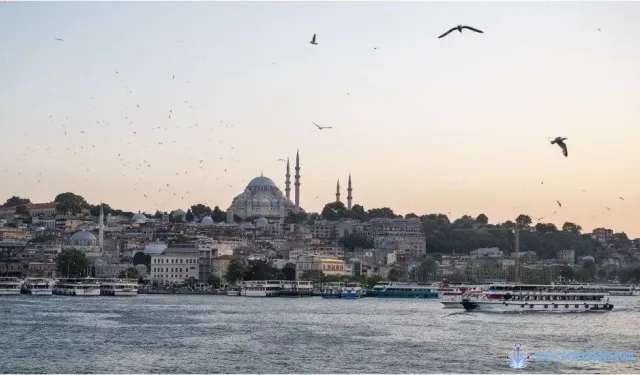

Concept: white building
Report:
left=149, top=244, right=200, bottom=283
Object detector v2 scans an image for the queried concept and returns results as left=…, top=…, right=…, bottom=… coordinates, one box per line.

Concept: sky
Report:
left=1, top=1, right=639, bottom=236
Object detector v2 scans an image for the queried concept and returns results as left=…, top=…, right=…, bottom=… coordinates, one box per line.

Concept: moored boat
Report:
left=243, top=280, right=281, bottom=297
left=462, top=283, right=614, bottom=313
left=441, top=288, right=484, bottom=308
left=53, top=278, right=101, bottom=296
left=279, top=280, right=314, bottom=297
left=100, top=279, right=138, bottom=296
left=602, top=284, right=639, bottom=296
left=24, top=278, right=54, bottom=295
left=226, top=287, right=241, bottom=296
left=367, top=282, right=439, bottom=299
left=341, top=282, right=364, bottom=299
left=0, top=277, right=22, bottom=295
left=321, top=282, right=343, bottom=299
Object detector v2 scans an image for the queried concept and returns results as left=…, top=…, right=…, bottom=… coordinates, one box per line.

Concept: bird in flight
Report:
left=619, top=197, right=624, bottom=201
left=313, top=121, right=332, bottom=130
left=276, top=159, right=285, bottom=162
left=310, top=34, right=318, bottom=45
left=549, top=137, right=568, bottom=157
left=438, top=25, right=483, bottom=39
left=556, top=200, right=562, bottom=208
left=54, top=38, right=64, bottom=42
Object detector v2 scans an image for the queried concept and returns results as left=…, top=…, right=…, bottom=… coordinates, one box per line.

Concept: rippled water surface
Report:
left=1, top=295, right=639, bottom=373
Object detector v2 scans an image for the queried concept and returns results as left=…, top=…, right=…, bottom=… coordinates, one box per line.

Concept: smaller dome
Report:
left=255, top=217, right=268, bottom=229
left=259, top=198, right=271, bottom=207
left=201, top=216, right=214, bottom=225
left=132, top=212, right=147, bottom=223
left=240, top=222, right=254, bottom=229
left=172, top=209, right=186, bottom=217
left=145, top=241, right=168, bottom=254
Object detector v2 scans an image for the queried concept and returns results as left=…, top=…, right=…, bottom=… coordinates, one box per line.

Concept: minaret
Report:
left=294, top=150, right=301, bottom=208
left=347, top=173, right=352, bottom=210
left=336, top=179, right=341, bottom=203
left=285, top=157, right=291, bottom=200
left=98, top=204, right=104, bottom=253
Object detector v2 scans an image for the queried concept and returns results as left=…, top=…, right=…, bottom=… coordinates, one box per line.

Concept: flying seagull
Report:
left=313, top=121, right=332, bottom=130
left=438, top=25, right=483, bottom=39
left=549, top=137, right=568, bottom=157
left=556, top=200, right=562, bottom=208
left=54, top=38, right=64, bottom=42
left=619, top=197, right=624, bottom=201
left=310, top=34, right=318, bottom=45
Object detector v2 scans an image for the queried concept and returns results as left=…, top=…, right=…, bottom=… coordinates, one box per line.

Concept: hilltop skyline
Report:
left=1, top=2, right=639, bottom=236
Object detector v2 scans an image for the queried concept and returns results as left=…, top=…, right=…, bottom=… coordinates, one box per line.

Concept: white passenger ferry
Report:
left=0, top=277, right=22, bottom=295
left=53, top=278, right=101, bottom=296
left=321, top=282, right=344, bottom=299
left=226, top=287, right=241, bottom=296
left=100, top=279, right=138, bottom=296
left=341, top=282, right=364, bottom=299
left=602, top=284, right=639, bottom=296
left=462, top=284, right=614, bottom=313
left=441, top=288, right=484, bottom=308
left=243, top=280, right=281, bottom=297
left=279, top=280, right=314, bottom=297
left=24, top=278, right=54, bottom=295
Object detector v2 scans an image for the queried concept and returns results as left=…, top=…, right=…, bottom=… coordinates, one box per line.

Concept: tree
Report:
left=4, top=196, right=30, bottom=207
left=562, top=222, right=582, bottom=235
left=306, top=212, right=322, bottom=225
left=56, top=249, right=88, bottom=277
left=282, top=263, right=296, bottom=280
left=338, top=232, right=374, bottom=250
left=207, top=274, right=222, bottom=288
left=133, top=251, right=151, bottom=271
left=535, top=223, right=558, bottom=234
left=405, top=213, right=419, bottom=219
left=211, top=206, right=226, bottom=222
left=54, top=192, right=88, bottom=215
left=225, top=260, right=246, bottom=284
left=185, top=209, right=194, bottom=222
left=410, top=259, right=438, bottom=282
left=89, top=203, right=113, bottom=217
left=476, top=213, right=489, bottom=226
left=321, top=201, right=348, bottom=221
left=285, top=211, right=308, bottom=224
left=244, top=260, right=277, bottom=281
left=154, top=211, right=163, bottom=219
left=367, top=207, right=396, bottom=219
left=559, top=266, right=575, bottom=280
left=190, top=204, right=212, bottom=218
left=387, top=268, right=400, bottom=281
left=15, top=205, right=29, bottom=215
left=171, top=234, right=192, bottom=244
left=118, top=267, right=139, bottom=279
left=350, top=204, right=368, bottom=221
left=516, top=214, right=532, bottom=227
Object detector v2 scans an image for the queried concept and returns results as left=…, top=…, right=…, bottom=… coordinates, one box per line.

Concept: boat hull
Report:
left=27, top=289, right=53, bottom=296
left=340, top=291, right=363, bottom=299
left=0, top=289, right=21, bottom=295
left=226, top=291, right=240, bottom=296
left=441, top=300, right=463, bottom=308
left=245, top=290, right=279, bottom=297
left=280, top=290, right=314, bottom=297
left=368, top=291, right=439, bottom=299
left=322, top=294, right=341, bottom=299
left=101, top=290, right=138, bottom=296
left=462, top=300, right=614, bottom=313
left=53, top=288, right=101, bottom=296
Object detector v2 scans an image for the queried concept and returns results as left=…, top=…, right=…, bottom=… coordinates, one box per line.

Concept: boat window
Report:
left=544, top=305, right=548, bottom=308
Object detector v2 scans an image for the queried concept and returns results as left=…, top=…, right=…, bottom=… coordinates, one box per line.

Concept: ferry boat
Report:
left=100, top=279, right=138, bottom=296
left=602, top=284, right=639, bottom=296
left=0, top=277, right=22, bottom=295
left=461, top=283, right=614, bottom=313
left=321, top=282, right=343, bottom=299
left=367, top=282, right=439, bottom=299
left=279, top=280, right=314, bottom=297
left=341, top=282, right=364, bottom=299
left=243, top=280, right=281, bottom=297
left=441, top=288, right=484, bottom=308
left=52, top=278, right=101, bottom=296
left=23, top=278, right=54, bottom=295
left=226, top=287, right=241, bottom=296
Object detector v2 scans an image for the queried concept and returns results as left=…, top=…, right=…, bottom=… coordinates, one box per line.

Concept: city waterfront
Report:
left=1, top=295, right=639, bottom=373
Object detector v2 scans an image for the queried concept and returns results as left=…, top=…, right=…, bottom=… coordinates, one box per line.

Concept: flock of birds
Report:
left=0, top=12, right=631, bottom=233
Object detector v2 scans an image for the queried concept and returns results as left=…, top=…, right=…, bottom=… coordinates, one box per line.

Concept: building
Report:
left=149, top=244, right=200, bottom=283
left=557, top=249, right=575, bottom=265
left=367, top=218, right=423, bottom=238
left=27, top=202, right=57, bottom=216
left=295, top=255, right=347, bottom=278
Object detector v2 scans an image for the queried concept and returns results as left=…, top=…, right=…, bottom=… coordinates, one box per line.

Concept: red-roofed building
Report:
left=27, top=202, right=57, bottom=216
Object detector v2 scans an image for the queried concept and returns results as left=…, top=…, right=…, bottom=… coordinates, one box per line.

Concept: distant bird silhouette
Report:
left=556, top=200, right=562, bottom=208
left=549, top=137, right=568, bottom=157
left=310, top=34, right=318, bottom=45
left=606, top=206, right=612, bottom=211
left=373, top=47, right=378, bottom=50
left=619, top=197, right=624, bottom=201
left=438, top=25, right=484, bottom=39
left=54, top=38, right=64, bottom=42
left=277, top=159, right=285, bottom=162
left=313, top=121, right=332, bottom=130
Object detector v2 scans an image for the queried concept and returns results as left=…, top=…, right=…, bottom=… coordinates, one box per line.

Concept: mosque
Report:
left=226, top=151, right=354, bottom=224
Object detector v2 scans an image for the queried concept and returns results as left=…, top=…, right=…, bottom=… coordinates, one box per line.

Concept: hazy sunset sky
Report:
left=1, top=1, right=639, bottom=236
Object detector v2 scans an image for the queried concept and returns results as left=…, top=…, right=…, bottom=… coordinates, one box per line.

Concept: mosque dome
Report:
left=144, top=241, right=168, bottom=254
left=132, top=212, right=147, bottom=223
left=259, top=198, right=271, bottom=207
left=255, top=217, right=268, bottom=229
left=70, top=230, right=97, bottom=246
left=247, top=176, right=277, bottom=188
left=201, top=216, right=214, bottom=225
left=172, top=209, right=186, bottom=217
